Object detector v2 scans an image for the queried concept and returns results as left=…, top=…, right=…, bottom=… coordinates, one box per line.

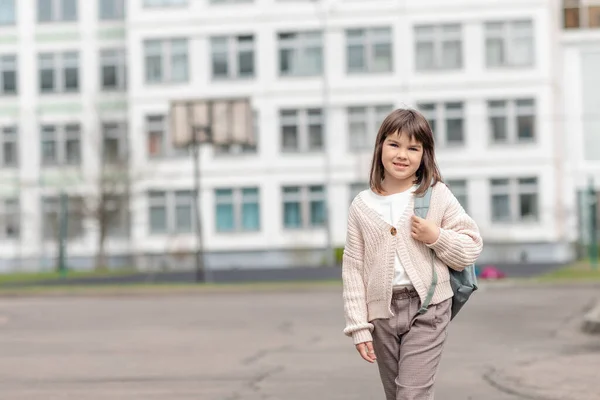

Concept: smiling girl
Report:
left=341, top=108, right=483, bottom=400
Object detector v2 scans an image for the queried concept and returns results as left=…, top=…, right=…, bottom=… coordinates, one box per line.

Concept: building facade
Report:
left=0, top=0, right=581, bottom=272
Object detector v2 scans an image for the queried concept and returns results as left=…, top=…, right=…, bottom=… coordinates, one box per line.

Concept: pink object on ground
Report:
left=479, top=265, right=506, bottom=280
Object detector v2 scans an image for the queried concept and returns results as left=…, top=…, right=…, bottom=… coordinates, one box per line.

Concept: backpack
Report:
left=413, top=185, right=478, bottom=320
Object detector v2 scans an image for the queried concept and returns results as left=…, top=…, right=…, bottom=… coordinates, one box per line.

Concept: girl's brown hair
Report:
left=369, top=108, right=443, bottom=196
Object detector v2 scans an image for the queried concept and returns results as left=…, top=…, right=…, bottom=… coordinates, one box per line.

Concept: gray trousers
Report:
left=371, top=288, right=452, bottom=400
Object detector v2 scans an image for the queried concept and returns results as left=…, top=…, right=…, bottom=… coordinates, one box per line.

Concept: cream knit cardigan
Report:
left=342, top=182, right=483, bottom=344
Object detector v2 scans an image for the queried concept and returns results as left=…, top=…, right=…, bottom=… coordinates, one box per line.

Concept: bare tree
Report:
left=82, top=121, right=132, bottom=271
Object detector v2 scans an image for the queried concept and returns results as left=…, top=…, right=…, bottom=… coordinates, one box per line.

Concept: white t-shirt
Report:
left=358, top=186, right=415, bottom=289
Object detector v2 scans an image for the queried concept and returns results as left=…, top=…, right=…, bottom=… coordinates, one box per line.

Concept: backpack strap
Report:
left=414, top=186, right=437, bottom=314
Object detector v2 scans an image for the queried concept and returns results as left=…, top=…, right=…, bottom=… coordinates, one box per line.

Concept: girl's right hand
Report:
left=355, top=341, right=377, bottom=363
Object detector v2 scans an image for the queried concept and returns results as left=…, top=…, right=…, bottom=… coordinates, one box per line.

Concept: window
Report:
left=280, top=108, right=324, bottom=152
left=143, top=0, right=187, bottom=6
left=148, top=190, right=193, bottom=234
left=38, top=52, right=79, bottom=93
left=563, top=0, right=600, bottom=29
left=215, top=187, right=260, bottom=232
left=446, top=179, right=468, bottom=212
left=491, top=177, right=539, bottom=222
left=415, top=24, right=462, bottom=71
left=347, top=105, right=392, bottom=151
left=38, top=0, right=77, bottom=22
left=102, top=122, right=127, bottom=164
left=278, top=31, right=323, bottom=76
left=0, top=0, right=15, bottom=25
left=40, top=123, right=81, bottom=166
left=146, top=115, right=187, bottom=158
left=42, top=195, right=84, bottom=240
left=144, top=39, right=188, bottom=83
left=0, top=55, right=16, bottom=95
left=346, top=27, right=393, bottom=73
left=99, top=0, right=124, bottom=19
left=282, top=185, right=326, bottom=229
left=1, top=198, right=19, bottom=239
left=100, top=49, right=126, bottom=91
left=0, top=126, right=17, bottom=167
left=417, top=102, right=464, bottom=146
left=211, top=35, right=255, bottom=79
left=485, top=20, right=534, bottom=67
left=488, top=98, right=536, bottom=144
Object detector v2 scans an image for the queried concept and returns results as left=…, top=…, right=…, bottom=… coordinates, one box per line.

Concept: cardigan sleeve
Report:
left=426, top=185, right=483, bottom=271
left=341, top=204, right=374, bottom=344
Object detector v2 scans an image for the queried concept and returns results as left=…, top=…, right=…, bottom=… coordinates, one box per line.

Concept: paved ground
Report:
left=0, top=282, right=599, bottom=400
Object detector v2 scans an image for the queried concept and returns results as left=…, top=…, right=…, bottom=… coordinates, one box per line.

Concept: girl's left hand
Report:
left=410, top=215, right=440, bottom=245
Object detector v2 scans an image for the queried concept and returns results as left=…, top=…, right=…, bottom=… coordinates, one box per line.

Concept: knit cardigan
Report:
left=342, top=182, right=483, bottom=344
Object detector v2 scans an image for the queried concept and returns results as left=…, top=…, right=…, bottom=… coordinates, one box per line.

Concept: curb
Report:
left=582, top=301, right=600, bottom=335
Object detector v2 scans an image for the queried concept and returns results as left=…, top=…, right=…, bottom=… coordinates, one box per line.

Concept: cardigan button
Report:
left=390, top=227, right=397, bottom=236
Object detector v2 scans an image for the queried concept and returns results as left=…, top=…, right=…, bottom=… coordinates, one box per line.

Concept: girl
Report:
left=341, top=108, right=483, bottom=400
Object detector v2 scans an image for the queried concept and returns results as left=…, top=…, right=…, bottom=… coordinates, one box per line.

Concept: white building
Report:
left=561, top=0, right=600, bottom=258
left=0, top=0, right=585, bottom=272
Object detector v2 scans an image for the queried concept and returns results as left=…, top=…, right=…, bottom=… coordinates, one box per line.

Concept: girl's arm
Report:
left=342, top=205, right=373, bottom=345
left=426, top=186, right=483, bottom=271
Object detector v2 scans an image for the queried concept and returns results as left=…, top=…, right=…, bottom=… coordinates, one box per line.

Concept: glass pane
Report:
left=62, top=0, right=77, bottom=20
left=279, top=48, right=293, bottom=75
left=283, top=202, right=301, bottom=228
left=42, top=141, right=56, bottom=164
left=0, top=0, right=15, bottom=24
left=486, top=38, right=504, bottom=67
left=416, top=42, right=434, bottom=70
left=212, top=50, right=228, bottom=77
left=308, top=124, right=323, bottom=150
left=175, top=205, right=192, bottom=232
left=446, top=118, right=463, bottom=144
left=492, top=194, right=511, bottom=221
left=349, top=121, right=368, bottom=150
left=146, top=55, right=162, bottom=82
left=102, top=65, right=117, bottom=89
left=64, top=67, right=79, bottom=90
left=282, top=125, right=298, bottom=150
left=372, top=43, right=392, bottom=72
left=103, top=138, right=119, bottom=163
left=241, top=203, right=259, bottom=231
left=214, top=203, right=232, bottom=232
left=490, top=117, right=507, bottom=142
left=171, top=54, right=188, bottom=82
left=511, top=37, right=533, bottom=66
left=442, top=40, right=462, bottom=69
left=38, top=0, right=52, bottom=21
left=519, top=193, right=538, bottom=220
left=310, top=200, right=325, bottom=226
left=304, top=47, right=322, bottom=75
left=3, top=142, right=17, bottom=166
left=517, top=115, right=535, bottom=141
left=40, top=69, right=54, bottom=92
left=148, top=132, right=163, bottom=157
left=2, top=70, right=16, bottom=93
left=347, top=44, right=365, bottom=72
left=66, top=139, right=80, bottom=164
left=149, top=206, right=167, bottom=233
left=238, top=50, right=254, bottom=77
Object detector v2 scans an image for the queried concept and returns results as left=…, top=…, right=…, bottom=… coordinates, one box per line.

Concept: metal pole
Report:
left=316, top=0, right=335, bottom=268
left=589, top=177, right=598, bottom=269
left=57, top=191, right=68, bottom=277
left=187, top=102, right=206, bottom=283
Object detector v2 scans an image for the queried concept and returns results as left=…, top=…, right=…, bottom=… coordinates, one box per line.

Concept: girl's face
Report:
left=381, top=131, right=423, bottom=188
